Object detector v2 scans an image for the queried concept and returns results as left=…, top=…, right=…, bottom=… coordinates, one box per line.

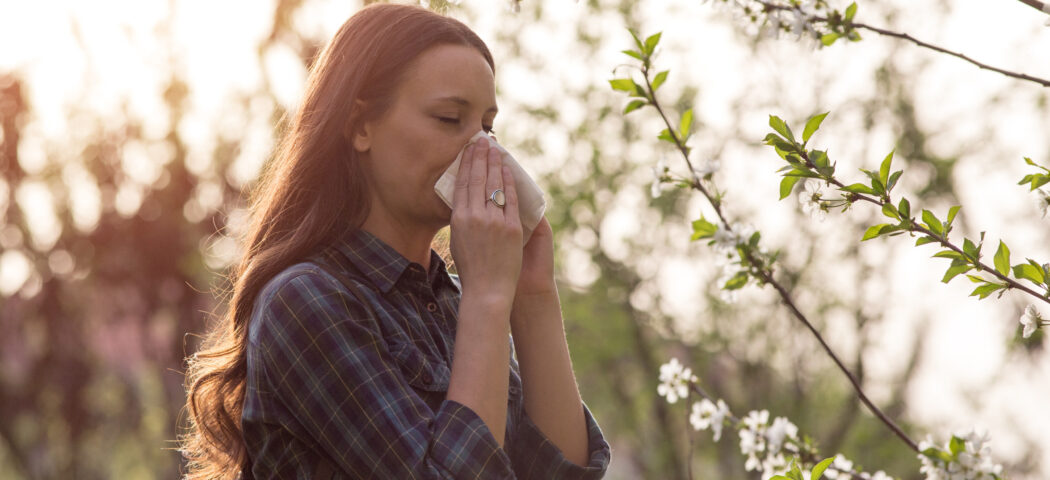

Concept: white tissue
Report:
left=434, top=130, right=547, bottom=241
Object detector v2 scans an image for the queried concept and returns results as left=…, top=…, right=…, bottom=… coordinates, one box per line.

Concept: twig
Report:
left=798, top=151, right=1050, bottom=306
left=757, top=1, right=1050, bottom=88
left=1015, top=0, right=1049, bottom=14
left=640, top=63, right=921, bottom=453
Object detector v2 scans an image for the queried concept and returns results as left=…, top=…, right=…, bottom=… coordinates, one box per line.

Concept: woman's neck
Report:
left=359, top=212, right=439, bottom=271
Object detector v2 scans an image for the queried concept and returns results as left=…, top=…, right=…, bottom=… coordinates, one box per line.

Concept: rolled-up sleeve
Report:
left=507, top=403, right=611, bottom=480
left=248, top=270, right=515, bottom=479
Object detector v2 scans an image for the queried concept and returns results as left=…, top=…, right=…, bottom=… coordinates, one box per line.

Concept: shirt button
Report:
left=426, top=302, right=438, bottom=312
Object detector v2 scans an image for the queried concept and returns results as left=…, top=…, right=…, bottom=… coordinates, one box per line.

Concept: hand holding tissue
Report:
left=434, top=130, right=547, bottom=241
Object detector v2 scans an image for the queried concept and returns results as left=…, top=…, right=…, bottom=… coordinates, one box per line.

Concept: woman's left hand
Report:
left=515, top=217, right=557, bottom=298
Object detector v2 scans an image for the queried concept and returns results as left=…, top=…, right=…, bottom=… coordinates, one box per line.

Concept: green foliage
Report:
left=1018, top=157, right=1050, bottom=190
left=769, top=456, right=836, bottom=480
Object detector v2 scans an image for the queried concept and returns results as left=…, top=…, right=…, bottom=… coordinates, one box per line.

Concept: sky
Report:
left=1, top=0, right=1049, bottom=477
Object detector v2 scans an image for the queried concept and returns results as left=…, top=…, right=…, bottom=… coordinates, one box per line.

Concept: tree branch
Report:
left=757, top=1, right=1050, bottom=88
left=639, top=64, right=921, bottom=453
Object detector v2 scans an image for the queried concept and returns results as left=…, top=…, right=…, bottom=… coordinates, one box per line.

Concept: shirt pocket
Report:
left=388, top=341, right=451, bottom=394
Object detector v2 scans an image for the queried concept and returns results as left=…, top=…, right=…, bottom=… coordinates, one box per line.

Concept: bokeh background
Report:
left=1, top=0, right=1048, bottom=478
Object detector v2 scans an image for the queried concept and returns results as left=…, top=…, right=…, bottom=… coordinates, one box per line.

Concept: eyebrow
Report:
left=434, top=96, right=498, bottom=114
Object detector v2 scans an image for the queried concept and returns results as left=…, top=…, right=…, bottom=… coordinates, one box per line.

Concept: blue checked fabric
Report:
left=242, top=229, right=611, bottom=479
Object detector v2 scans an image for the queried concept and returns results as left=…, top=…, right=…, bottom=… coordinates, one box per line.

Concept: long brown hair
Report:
left=180, top=4, right=493, bottom=478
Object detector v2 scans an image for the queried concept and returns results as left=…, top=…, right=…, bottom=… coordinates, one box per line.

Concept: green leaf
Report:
left=844, top=2, right=858, bottom=21
left=724, top=271, right=749, bottom=290
left=933, top=250, right=966, bottom=261
left=881, top=203, right=900, bottom=221
left=862, top=224, right=890, bottom=241
left=949, top=436, right=966, bottom=456
left=622, top=49, right=644, bottom=61
left=784, top=169, right=821, bottom=179
left=1032, top=175, right=1050, bottom=190
left=623, top=100, right=646, bottom=114
left=1025, top=156, right=1038, bottom=167
left=1013, top=264, right=1044, bottom=284
left=879, top=150, right=894, bottom=187
left=946, top=205, right=961, bottom=227
left=679, top=109, right=694, bottom=138
left=658, top=128, right=675, bottom=143
left=780, top=176, right=802, bottom=200
left=922, top=447, right=953, bottom=463
left=862, top=224, right=900, bottom=241
left=810, top=150, right=830, bottom=169
left=897, top=197, right=910, bottom=221
left=691, top=217, right=718, bottom=240
left=886, top=170, right=903, bottom=194
left=963, top=238, right=979, bottom=260
left=942, top=262, right=972, bottom=283
left=916, top=236, right=937, bottom=246
left=802, top=112, right=829, bottom=143
left=811, top=456, right=836, bottom=480
left=820, top=33, right=839, bottom=46
left=994, top=241, right=1011, bottom=276
left=652, top=70, right=669, bottom=91
left=840, top=183, right=875, bottom=195
left=970, top=283, right=1004, bottom=300
left=609, top=78, right=637, bottom=92
left=643, top=32, right=662, bottom=55
left=629, top=29, right=645, bottom=52
left=847, top=30, right=862, bottom=42
left=769, top=115, right=795, bottom=143
left=921, top=209, right=943, bottom=236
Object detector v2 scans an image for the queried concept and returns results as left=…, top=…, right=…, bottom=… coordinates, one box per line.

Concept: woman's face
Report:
left=355, top=43, right=497, bottom=232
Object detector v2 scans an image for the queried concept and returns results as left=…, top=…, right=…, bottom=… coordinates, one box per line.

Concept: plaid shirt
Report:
left=242, top=229, right=611, bottom=479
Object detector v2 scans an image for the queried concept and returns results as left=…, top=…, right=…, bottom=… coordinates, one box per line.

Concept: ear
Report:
left=350, top=100, right=372, bottom=153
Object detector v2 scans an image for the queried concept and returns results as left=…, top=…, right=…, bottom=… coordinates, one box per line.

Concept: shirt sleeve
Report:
left=248, top=269, right=516, bottom=479
left=507, top=401, right=611, bottom=479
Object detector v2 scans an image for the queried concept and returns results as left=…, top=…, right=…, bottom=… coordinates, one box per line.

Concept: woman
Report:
left=181, top=4, right=610, bottom=479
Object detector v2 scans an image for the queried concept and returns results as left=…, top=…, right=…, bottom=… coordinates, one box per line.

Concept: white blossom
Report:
left=799, top=180, right=827, bottom=220
left=1035, top=189, right=1050, bottom=217
left=1020, top=304, right=1042, bottom=339
left=657, top=358, right=696, bottom=404
left=712, top=224, right=739, bottom=252
left=917, top=431, right=1003, bottom=480
left=689, top=398, right=731, bottom=441
left=693, top=158, right=721, bottom=178
left=824, top=455, right=853, bottom=479
left=737, top=409, right=798, bottom=477
left=766, top=417, right=798, bottom=453
left=651, top=157, right=668, bottom=198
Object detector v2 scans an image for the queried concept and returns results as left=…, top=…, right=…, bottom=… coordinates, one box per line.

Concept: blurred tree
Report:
left=0, top=0, right=1045, bottom=479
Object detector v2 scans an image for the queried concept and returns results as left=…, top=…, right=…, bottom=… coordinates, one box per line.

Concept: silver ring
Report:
left=489, top=189, right=506, bottom=208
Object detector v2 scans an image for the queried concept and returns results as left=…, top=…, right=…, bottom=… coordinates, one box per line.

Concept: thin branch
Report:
left=640, top=65, right=921, bottom=453
left=1015, top=0, right=1049, bottom=14
left=799, top=152, right=1050, bottom=305
left=757, top=2, right=1050, bottom=88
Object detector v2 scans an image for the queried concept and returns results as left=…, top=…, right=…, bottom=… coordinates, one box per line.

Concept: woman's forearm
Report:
left=510, top=288, right=590, bottom=466
left=446, top=292, right=513, bottom=447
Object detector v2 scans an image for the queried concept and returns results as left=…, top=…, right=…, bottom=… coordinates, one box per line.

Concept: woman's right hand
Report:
left=449, top=137, right=523, bottom=304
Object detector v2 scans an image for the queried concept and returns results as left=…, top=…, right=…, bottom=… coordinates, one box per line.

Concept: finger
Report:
left=453, top=143, right=475, bottom=210
left=485, top=145, right=504, bottom=211
left=501, top=164, right=521, bottom=226
left=468, top=137, right=490, bottom=210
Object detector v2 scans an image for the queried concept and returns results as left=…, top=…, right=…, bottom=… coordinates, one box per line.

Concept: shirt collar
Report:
left=332, top=229, right=459, bottom=295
